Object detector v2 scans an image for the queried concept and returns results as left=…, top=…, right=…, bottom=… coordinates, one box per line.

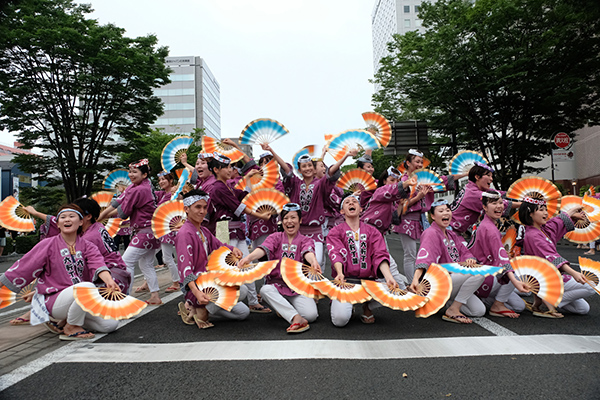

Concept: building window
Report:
left=415, top=5, right=420, bottom=13
left=415, top=19, right=422, bottom=28
left=169, top=74, right=194, bottom=82
left=404, top=5, right=410, bottom=13
left=404, top=19, right=411, bottom=28
left=163, top=103, right=195, bottom=111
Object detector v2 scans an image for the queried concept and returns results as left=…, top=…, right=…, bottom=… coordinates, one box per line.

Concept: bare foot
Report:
left=489, top=301, right=520, bottom=318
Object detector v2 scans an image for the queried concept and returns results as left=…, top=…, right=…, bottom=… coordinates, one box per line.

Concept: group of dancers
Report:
left=0, top=137, right=597, bottom=339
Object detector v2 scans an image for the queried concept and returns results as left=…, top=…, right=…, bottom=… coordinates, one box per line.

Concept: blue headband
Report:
left=212, top=152, right=231, bottom=165
left=282, top=203, right=301, bottom=212
left=57, top=208, right=84, bottom=220
left=431, top=199, right=448, bottom=208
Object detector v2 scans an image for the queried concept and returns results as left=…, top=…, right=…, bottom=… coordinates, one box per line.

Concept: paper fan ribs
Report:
left=448, top=151, right=488, bottom=175
left=560, top=196, right=600, bottom=244
left=73, top=286, right=147, bottom=320
left=362, top=112, right=392, bottom=148
left=361, top=280, right=429, bottom=311
left=414, top=264, right=452, bottom=318
left=326, top=130, right=380, bottom=160
left=507, top=176, right=561, bottom=217
left=239, top=118, right=289, bottom=146
left=0, top=196, right=35, bottom=232
left=337, top=169, right=377, bottom=192
left=510, top=256, right=563, bottom=307
left=280, top=258, right=326, bottom=299
left=410, top=169, right=446, bottom=192
left=310, top=280, right=372, bottom=304
left=161, top=136, right=193, bottom=172
left=0, top=282, right=36, bottom=309
left=242, top=189, right=289, bottom=217
left=152, top=200, right=185, bottom=238
left=206, top=246, right=278, bottom=286
left=90, top=191, right=114, bottom=211
left=195, top=271, right=240, bottom=312
left=234, top=159, right=278, bottom=191
left=201, top=136, right=244, bottom=162
left=578, top=257, right=600, bottom=295
left=103, top=169, right=131, bottom=191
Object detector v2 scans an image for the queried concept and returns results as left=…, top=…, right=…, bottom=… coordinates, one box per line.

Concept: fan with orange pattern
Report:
left=73, top=286, right=147, bottom=320
left=104, top=218, right=127, bottom=237
left=507, top=176, right=561, bottom=222
left=414, top=264, right=452, bottom=318
left=583, top=194, right=600, bottom=222
left=151, top=200, right=185, bottom=238
left=337, top=169, right=377, bottom=192
left=201, top=136, right=244, bottom=162
left=397, top=157, right=431, bottom=175
left=310, top=279, right=372, bottom=304
left=90, top=191, right=114, bottom=211
left=242, top=189, right=289, bottom=217
left=0, top=196, right=35, bottom=232
left=234, top=159, right=278, bottom=191
left=362, top=111, right=392, bottom=148
left=280, top=258, right=326, bottom=299
left=194, top=271, right=240, bottom=312
left=578, top=257, right=600, bottom=295
left=0, top=282, right=36, bottom=309
left=560, top=195, right=600, bottom=244
left=361, top=280, right=429, bottom=311
left=206, top=246, right=279, bottom=286
left=510, top=256, right=564, bottom=307
left=502, top=226, right=520, bottom=258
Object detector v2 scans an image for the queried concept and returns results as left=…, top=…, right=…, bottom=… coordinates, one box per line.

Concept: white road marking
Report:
left=472, top=317, right=518, bottom=336
left=57, top=335, right=600, bottom=363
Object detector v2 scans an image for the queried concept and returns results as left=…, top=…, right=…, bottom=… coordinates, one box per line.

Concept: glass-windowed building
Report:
left=151, top=56, right=221, bottom=139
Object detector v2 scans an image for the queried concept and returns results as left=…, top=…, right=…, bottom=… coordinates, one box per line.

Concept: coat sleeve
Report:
left=258, top=233, right=280, bottom=260
left=83, top=240, right=110, bottom=283
left=0, top=240, right=51, bottom=292
left=371, top=183, right=410, bottom=204
left=326, top=227, right=347, bottom=266
left=415, top=230, right=441, bottom=271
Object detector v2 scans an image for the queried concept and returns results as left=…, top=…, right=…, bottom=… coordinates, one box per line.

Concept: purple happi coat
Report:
left=393, top=174, right=455, bottom=240
left=519, top=212, right=574, bottom=283
left=39, top=215, right=60, bottom=240
left=282, top=165, right=341, bottom=242
left=361, top=183, right=410, bottom=234
left=175, top=219, right=233, bottom=305
left=208, top=180, right=248, bottom=240
left=324, top=186, right=344, bottom=229
left=326, top=222, right=389, bottom=279
left=359, top=189, right=375, bottom=209
left=450, top=181, right=512, bottom=233
left=0, top=235, right=108, bottom=314
left=258, top=232, right=315, bottom=296
left=415, top=223, right=475, bottom=271
left=111, top=178, right=159, bottom=250
left=81, top=222, right=131, bottom=293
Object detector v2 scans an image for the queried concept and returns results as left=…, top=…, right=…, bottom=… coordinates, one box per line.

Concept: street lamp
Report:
left=572, top=180, right=577, bottom=195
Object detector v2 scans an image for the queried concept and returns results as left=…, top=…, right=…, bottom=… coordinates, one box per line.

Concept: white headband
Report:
left=340, top=195, right=360, bottom=210
left=183, top=195, right=210, bottom=207
left=387, top=166, right=401, bottom=179
left=408, top=149, right=423, bottom=157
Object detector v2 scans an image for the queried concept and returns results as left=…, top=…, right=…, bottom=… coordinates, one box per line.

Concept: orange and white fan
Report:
left=502, top=226, right=520, bottom=258
left=201, top=136, right=244, bottom=162
left=560, top=195, right=600, bottom=244
left=104, top=218, right=126, bottom=237
left=510, top=256, right=564, bottom=307
left=362, top=111, right=392, bottom=148
left=195, top=271, right=240, bottom=312
left=414, top=264, right=452, bottom=318
left=310, top=279, right=372, bottom=304
left=234, top=159, right=278, bottom=191
left=0, top=196, right=35, bottom=232
left=0, top=282, right=36, bottom=309
left=242, top=189, right=289, bottom=217
left=507, top=176, right=561, bottom=219
left=151, top=200, right=185, bottom=239
left=90, top=191, right=114, bottom=211
left=207, top=246, right=278, bottom=286
left=337, top=169, right=377, bottom=192
left=583, top=194, right=600, bottom=222
left=73, top=286, right=147, bottom=320
left=280, top=258, right=326, bottom=299
left=361, top=280, right=429, bottom=311
left=578, top=257, right=600, bottom=295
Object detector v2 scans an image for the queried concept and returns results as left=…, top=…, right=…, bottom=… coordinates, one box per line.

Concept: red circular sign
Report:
left=554, top=132, right=570, bottom=148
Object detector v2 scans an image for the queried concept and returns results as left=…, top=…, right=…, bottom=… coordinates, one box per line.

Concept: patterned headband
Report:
left=431, top=199, right=448, bottom=208
left=523, top=196, right=546, bottom=206
left=157, top=171, right=169, bottom=177
left=212, top=152, right=231, bottom=165
left=183, top=194, right=210, bottom=207
left=357, top=156, right=373, bottom=164
left=57, top=208, right=84, bottom=220
left=259, top=151, right=272, bottom=159
left=340, top=195, right=360, bottom=210
left=475, top=161, right=494, bottom=172
left=408, top=149, right=423, bottom=157
left=387, top=166, right=401, bottom=179
left=282, top=203, right=301, bottom=212
left=298, top=154, right=312, bottom=164
left=197, top=153, right=214, bottom=160
left=129, top=159, right=149, bottom=169
left=481, top=191, right=501, bottom=199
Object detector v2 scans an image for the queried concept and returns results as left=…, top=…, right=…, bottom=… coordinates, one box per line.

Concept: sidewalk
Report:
left=0, top=267, right=176, bottom=376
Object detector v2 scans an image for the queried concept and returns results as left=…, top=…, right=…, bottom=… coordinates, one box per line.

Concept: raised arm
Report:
left=222, top=138, right=251, bottom=163
left=261, top=143, right=291, bottom=175
left=328, top=149, right=358, bottom=176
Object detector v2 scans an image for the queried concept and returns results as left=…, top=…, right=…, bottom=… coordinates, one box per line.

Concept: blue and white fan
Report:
left=161, top=136, right=194, bottom=172
left=448, top=150, right=488, bottom=175
left=171, top=168, right=191, bottom=200
left=103, top=169, right=131, bottom=190
left=239, top=118, right=289, bottom=146
left=439, top=263, right=504, bottom=277
left=327, top=130, right=380, bottom=154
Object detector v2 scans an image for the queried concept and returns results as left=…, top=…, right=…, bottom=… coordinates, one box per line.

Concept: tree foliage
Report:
left=0, top=0, right=171, bottom=201
left=372, top=0, right=600, bottom=189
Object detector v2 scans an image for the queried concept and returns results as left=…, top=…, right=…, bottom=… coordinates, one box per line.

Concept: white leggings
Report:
left=122, top=246, right=159, bottom=294
left=449, top=273, right=486, bottom=317
left=314, top=241, right=324, bottom=269
left=260, top=284, right=318, bottom=324
left=398, top=233, right=418, bottom=284
left=205, top=285, right=250, bottom=320
left=558, top=278, right=595, bottom=314
left=52, top=282, right=119, bottom=333
left=161, top=242, right=179, bottom=282
left=331, top=300, right=381, bottom=327
left=480, top=280, right=526, bottom=312
left=384, top=236, right=407, bottom=288
left=229, top=238, right=258, bottom=306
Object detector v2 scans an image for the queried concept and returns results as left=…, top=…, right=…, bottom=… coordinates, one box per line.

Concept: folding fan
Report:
left=0, top=196, right=35, bottom=232
left=206, top=246, right=240, bottom=271
left=502, top=226, right=519, bottom=258
left=242, top=189, right=289, bottom=216
left=103, top=169, right=131, bottom=190
left=292, top=145, right=316, bottom=171
left=327, top=130, right=380, bottom=153
left=90, top=191, right=114, bottom=211
left=171, top=168, right=190, bottom=200
left=507, top=176, right=561, bottom=217
left=326, top=146, right=349, bottom=162
left=397, top=157, right=431, bottom=175
left=337, top=169, right=377, bottom=192
left=410, top=169, right=446, bottom=192
left=510, top=256, right=563, bottom=307
left=214, top=260, right=279, bottom=287
left=201, top=136, right=244, bottom=162
left=588, top=186, right=596, bottom=196
left=362, top=111, right=392, bottom=148
left=310, top=279, right=372, bottom=304
left=448, top=150, right=488, bottom=175
left=361, top=280, right=429, bottom=311
left=583, top=194, right=600, bottom=222
left=280, top=258, right=326, bottom=299
left=0, top=282, right=35, bottom=309
left=560, top=195, right=600, bottom=244
left=234, top=159, right=278, bottom=191
left=195, top=271, right=240, bottom=312
left=104, top=218, right=126, bottom=237
left=239, top=118, right=290, bottom=146
left=161, top=136, right=194, bottom=172
left=578, top=257, right=600, bottom=295
left=73, top=286, right=147, bottom=320
left=324, top=133, right=335, bottom=142
left=414, top=264, right=452, bottom=318
left=439, top=262, right=504, bottom=277
left=152, top=200, right=185, bottom=238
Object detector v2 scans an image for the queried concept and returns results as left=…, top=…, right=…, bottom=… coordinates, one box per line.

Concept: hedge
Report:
left=15, top=235, right=39, bottom=254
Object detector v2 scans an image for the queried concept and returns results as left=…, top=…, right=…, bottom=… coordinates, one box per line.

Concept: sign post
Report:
left=551, top=132, right=571, bottom=182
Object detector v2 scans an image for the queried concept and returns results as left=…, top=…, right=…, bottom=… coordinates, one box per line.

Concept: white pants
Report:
left=52, top=282, right=119, bottom=333
left=480, top=280, right=526, bottom=312
left=122, top=246, right=159, bottom=294
left=314, top=241, right=324, bottom=269
left=331, top=299, right=381, bottom=327
left=558, top=278, right=595, bottom=314
left=161, top=242, right=179, bottom=282
left=251, top=234, right=269, bottom=251
left=398, top=233, right=418, bottom=284
left=260, top=284, right=318, bottom=323
left=229, top=238, right=258, bottom=306
left=448, top=273, right=486, bottom=317
left=384, top=235, right=407, bottom=288
left=206, top=285, right=250, bottom=320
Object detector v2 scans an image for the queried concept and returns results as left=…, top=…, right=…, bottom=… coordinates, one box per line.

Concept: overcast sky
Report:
left=0, top=1, right=378, bottom=165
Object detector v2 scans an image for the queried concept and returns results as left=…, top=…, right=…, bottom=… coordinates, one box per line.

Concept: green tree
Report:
left=0, top=0, right=171, bottom=201
left=372, top=0, right=600, bottom=189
